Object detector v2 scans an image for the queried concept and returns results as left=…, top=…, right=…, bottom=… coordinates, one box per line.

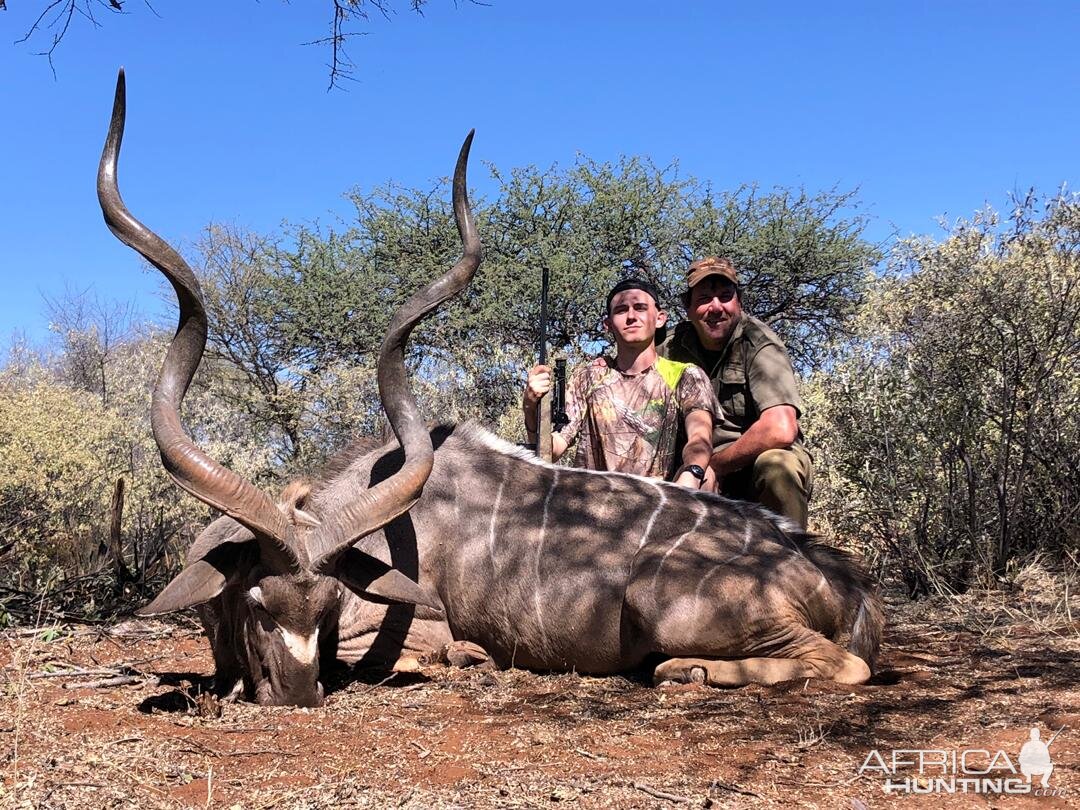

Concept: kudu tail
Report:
left=848, top=586, right=884, bottom=672
left=792, top=533, right=884, bottom=673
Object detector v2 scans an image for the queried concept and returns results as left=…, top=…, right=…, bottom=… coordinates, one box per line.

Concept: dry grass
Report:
left=937, top=554, right=1080, bottom=641
left=1, top=580, right=1078, bottom=809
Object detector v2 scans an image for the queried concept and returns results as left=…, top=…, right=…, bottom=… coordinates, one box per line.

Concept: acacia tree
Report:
left=344, top=155, right=877, bottom=387
left=185, top=155, right=876, bottom=457
left=194, top=223, right=388, bottom=466
left=8, top=0, right=464, bottom=88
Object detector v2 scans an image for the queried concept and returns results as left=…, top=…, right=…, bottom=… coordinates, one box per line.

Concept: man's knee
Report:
left=751, top=448, right=811, bottom=528
left=752, top=449, right=802, bottom=488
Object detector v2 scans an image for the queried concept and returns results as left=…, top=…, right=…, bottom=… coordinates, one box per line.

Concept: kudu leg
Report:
left=428, top=640, right=493, bottom=669
left=385, top=641, right=492, bottom=673
left=654, top=632, right=870, bottom=687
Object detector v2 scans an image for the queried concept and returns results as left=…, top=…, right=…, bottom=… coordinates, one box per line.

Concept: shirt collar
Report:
left=606, top=355, right=658, bottom=378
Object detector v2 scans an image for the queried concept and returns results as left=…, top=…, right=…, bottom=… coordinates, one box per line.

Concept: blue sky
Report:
left=2, top=1, right=1077, bottom=345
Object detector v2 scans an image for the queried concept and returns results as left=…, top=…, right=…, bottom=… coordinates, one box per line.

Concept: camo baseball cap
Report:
left=686, top=256, right=738, bottom=289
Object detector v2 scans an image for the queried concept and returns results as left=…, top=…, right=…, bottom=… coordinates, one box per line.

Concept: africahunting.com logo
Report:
left=858, top=726, right=1067, bottom=796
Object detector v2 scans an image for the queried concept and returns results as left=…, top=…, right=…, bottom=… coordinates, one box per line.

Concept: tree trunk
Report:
left=108, top=478, right=134, bottom=585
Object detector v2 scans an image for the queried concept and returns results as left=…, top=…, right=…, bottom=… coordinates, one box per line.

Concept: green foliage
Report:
left=190, top=156, right=876, bottom=457
left=5, top=155, right=1075, bottom=610
left=805, top=191, right=1080, bottom=595
left=195, top=225, right=388, bottom=466
left=0, top=151, right=884, bottom=618
left=0, top=328, right=279, bottom=619
left=0, top=373, right=126, bottom=578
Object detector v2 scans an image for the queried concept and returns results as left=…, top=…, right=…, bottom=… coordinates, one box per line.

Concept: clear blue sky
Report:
left=2, top=1, right=1077, bottom=345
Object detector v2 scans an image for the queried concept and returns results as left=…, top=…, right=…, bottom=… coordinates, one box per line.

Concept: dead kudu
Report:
left=101, top=71, right=882, bottom=707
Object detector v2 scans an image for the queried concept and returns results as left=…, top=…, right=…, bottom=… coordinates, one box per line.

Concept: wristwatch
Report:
left=685, top=464, right=706, bottom=486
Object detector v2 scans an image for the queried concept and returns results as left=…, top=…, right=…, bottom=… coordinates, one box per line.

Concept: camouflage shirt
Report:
left=556, top=356, right=719, bottom=479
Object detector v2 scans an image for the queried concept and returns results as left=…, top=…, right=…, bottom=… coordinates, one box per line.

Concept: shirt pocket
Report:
left=718, top=366, right=747, bottom=426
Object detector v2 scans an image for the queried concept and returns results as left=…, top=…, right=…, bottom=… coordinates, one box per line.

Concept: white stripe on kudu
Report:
left=531, top=469, right=559, bottom=650
left=692, top=561, right=729, bottom=619
left=652, top=500, right=706, bottom=589
left=488, top=460, right=508, bottom=565
left=638, top=483, right=668, bottom=550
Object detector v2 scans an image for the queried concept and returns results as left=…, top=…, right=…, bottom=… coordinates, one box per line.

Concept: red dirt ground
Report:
left=2, top=588, right=1078, bottom=809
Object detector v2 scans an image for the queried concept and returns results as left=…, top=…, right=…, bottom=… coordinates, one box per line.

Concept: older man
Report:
left=524, top=278, right=719, bottom=490
left=659, top=257, right=813, bottom=527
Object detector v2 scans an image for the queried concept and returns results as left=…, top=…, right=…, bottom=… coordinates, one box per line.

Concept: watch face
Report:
left=688, top=464, right=706, bottom=480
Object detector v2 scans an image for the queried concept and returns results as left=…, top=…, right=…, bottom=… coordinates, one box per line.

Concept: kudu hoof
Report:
left=653, top=659, right=713, bottom=687
left=428, top=641, right=493, bottom=669
left=196, top=691, right=223, bottom=718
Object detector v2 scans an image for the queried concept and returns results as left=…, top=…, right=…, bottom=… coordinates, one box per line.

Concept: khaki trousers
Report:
left=719, top=445, right=814, bottom=529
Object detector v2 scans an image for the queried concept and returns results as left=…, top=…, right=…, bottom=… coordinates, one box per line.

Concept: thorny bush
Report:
left=805, top=191, right=1080, bottom=595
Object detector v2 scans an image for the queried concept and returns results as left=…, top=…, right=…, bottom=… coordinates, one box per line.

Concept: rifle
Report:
left=552, top=357, right=569, bottom=429
left=536, top=266, right=568, bottom=461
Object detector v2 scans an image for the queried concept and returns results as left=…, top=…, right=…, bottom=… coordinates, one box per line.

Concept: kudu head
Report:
left=99, top=69, right=481, bottom=706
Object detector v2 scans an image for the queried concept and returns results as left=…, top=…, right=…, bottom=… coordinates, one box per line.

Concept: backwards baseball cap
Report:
left=605, top=277, right=662, bottom=314
left=605, top=277, right=667, bottom=344
left=686, top=256, right=738, bottom=290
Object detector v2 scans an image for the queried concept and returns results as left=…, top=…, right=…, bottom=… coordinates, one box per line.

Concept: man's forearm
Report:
left=523, top=363, right=552, bottom=440
left=711, top=431, right=770, bottom=477
left=710, top=406, right=797, bottom=477
left=551, top=434, right=568, bottom=461
left=675, top=410, right=714, bottom=488
left=681, top=434, right=712, bottom=470
left=523, top=398, right=538, bottom=439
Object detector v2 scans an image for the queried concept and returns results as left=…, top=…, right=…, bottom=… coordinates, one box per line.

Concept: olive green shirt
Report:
left=658, top=315, right=804, bottom=448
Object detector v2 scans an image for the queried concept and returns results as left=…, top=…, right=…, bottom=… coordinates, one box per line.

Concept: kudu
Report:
left=103, top=70, right=882, bottom=707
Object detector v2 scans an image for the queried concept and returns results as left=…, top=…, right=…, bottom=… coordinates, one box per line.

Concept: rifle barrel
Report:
left=539, top=265, right=549, bottom=366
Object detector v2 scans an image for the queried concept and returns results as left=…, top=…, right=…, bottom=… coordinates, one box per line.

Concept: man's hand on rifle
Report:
left=522, top=363, right=552, bottom=442
left=523, top=364, right=553, bottom=409
left=523, top=364, right=569, bottom=461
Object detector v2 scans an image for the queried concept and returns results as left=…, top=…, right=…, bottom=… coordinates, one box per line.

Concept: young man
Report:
left=523, top=278, right=719, bottom=490
left=658, top=257, right=813, bottom=527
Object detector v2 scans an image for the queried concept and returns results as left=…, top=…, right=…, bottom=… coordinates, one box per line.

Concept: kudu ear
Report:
left=135, top=545, right=246, bottom=616
left=334, top=547, right=444, bottom=615
left=186, top=515, right=255, bottom=564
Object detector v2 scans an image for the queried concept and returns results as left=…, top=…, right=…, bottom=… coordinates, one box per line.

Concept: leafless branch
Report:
left=63, top=674, right=150, bottom=688
left=14, top=1, right=462, bottom=89
left=17, top=0, right=123, bottom=79
left=632, top=783, right=691, bottom=803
